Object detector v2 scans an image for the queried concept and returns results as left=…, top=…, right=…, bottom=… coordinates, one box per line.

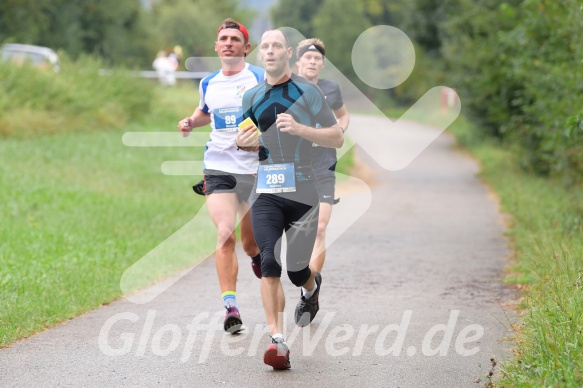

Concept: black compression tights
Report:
left=250, top=184, right=320, bottom=287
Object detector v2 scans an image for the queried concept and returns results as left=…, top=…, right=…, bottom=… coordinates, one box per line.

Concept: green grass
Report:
left=0, top=82, right=215, bottom=347
left=0, top=57, right=154, bottom=137
left=335, top=136, right=355, bottom=177
left=445, top=117, right=583, bottom=386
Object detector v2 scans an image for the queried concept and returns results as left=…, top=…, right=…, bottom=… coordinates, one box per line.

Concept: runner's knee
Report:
left=287, top=267, right=311, bottom=287
left=240, top=230, right=258, bottom=256
left=216, top=227, right=236, bottom=250
left=261, top=252, right=282, bottom=277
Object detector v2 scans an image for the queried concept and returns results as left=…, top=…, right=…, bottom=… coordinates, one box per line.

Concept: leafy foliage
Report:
left=313, top=0, right=371, bottom=83
left=0, top=0, right=151, bottom=67
left=441, top=0, right=583, bottom=182
left=145, top=0, right=246, bottom=58
left=0, top=0, right=245, bottom=67
left=271, top=0, right=324, bottom=37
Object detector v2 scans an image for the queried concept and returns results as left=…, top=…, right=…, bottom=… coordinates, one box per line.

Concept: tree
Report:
left=401, top=0, right=444, bottom=58
left=271, top=0, right=324, bottom=37
left=146, top=0, right=246, bottom=66
left=313, top=0, right=371, bottom=85
left=439, top=0, right=583, bottom=182
left=0, top=0, right=54, bottom=45
left=358, top=0, right=406, bottom=27
left=0, top=0, right=151, bottom=67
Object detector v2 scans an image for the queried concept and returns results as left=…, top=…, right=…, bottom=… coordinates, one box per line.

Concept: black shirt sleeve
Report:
left=305, top=83, right=337, bottom=128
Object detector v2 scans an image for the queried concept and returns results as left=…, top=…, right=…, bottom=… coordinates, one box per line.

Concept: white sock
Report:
left=272, top=333, right=285, bottom=342
left=301, top=282, right=318, bottom=299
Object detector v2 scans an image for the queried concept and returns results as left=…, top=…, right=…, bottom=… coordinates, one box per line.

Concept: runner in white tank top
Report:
left=177, top=18, right=265, bottom=334
left=199, top=62, right=264, bottom=173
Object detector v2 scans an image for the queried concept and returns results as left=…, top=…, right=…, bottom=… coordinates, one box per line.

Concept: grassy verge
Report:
left=0, top=57, right=153, bottom=137
left=445, top=118, right=583, bottom=386
left=335, top=137, right=355, bottom=177
left=0, top=81, right=213, bottom=347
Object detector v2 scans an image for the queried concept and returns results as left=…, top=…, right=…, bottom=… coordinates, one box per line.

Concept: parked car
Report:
left=1, top=43, right=60, bottom=72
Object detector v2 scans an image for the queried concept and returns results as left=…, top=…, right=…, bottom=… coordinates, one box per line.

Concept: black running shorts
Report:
left=315, top=173, right=336, bottom=204
left=203, top=169, right=255, bottom=203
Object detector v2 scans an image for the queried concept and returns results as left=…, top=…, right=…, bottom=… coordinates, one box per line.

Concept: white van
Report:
left=1, top=43, right=60, bottom=72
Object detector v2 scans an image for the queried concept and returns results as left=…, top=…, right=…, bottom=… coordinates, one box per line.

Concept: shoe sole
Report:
left=224, top=315, right=243, bottom=334
left=264, top=345, right=291, bottom=370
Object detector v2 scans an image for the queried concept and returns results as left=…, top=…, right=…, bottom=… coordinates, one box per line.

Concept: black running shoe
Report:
left=294, top=272, right=322, bottom=327
left=263, top=337, right=291, bottom=370
left=192, top=179, right=205, bottom=196
left=223, top=305, right=243, bottom=333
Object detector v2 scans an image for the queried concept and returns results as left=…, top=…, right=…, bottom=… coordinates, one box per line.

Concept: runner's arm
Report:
left=178, top=108, right=211, bottom=137
left=334, top=105, right=350, bottom=133
left=276, top=113, right=343, bottom=148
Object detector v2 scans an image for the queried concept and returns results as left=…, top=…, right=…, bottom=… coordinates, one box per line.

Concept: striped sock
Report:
left=222, top=291, right=237, bottom=308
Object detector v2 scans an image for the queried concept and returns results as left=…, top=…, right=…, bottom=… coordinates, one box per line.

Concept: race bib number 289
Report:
left=256, top=163, right=296, bottom=193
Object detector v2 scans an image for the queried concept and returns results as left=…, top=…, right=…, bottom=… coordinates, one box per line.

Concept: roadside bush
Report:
left=440, top=0, right=583, bottom=182
left=555, top=112, right=583, bottom=185
left=439, top=0, right=524, bottom=139
left=0, top=54, right=154, bottom=137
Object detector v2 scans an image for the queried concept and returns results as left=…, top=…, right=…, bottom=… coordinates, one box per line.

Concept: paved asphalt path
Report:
left=0, top=115, right=517, bottom=387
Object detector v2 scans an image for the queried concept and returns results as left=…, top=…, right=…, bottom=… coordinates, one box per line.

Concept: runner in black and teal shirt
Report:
left=235, top=29, right=343, bottom=371
left=243, top=72, right=337, bottom=184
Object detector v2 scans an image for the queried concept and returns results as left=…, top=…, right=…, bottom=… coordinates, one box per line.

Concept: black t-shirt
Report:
left=311, top=78, right=344, bottom=175
left=318, top=79, right=344, bottom=110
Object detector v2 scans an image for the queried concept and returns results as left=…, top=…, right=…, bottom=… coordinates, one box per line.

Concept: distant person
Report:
left=177, top=18, right=264, bottom=333
left=295, top=38, right=350, bottom=273
left=169, top=45, right=183, bottom=70
left=236, top=29, right=343, bottom=370
left=152, top=50, right=177, bottom=86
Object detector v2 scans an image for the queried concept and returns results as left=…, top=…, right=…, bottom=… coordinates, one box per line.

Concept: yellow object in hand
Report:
left=239, top=117, right=261, bottom=137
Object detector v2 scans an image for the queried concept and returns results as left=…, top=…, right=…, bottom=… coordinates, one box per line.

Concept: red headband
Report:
left=217, top=22, right=249, bottom=42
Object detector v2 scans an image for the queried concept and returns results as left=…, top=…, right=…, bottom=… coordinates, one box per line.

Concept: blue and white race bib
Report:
left=256, top=163, right=296, bottom=193
left=214, top=106, right=243, bottom=132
